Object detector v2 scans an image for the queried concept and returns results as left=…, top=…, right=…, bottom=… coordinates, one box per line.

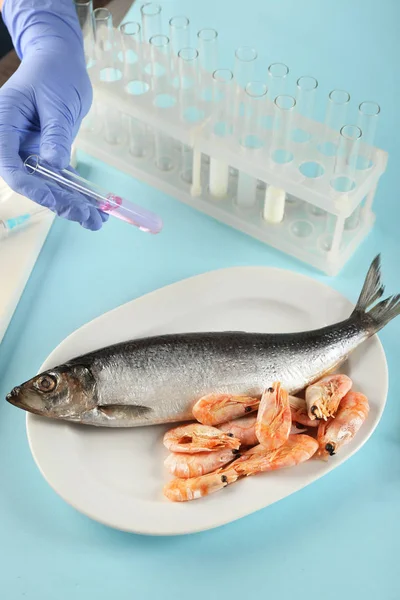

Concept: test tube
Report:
left=209, top=69, right=234, bottom=198
left=141, top=2, right=162, bottom=42
left=120, top=22, right=148, bottom=158
left=178, top=47, right=200, bottom=185
left=267, top=63, right=289, bottom=102
left=150, top=35, right=175, bottom=171
left=294, top=76, right=318, bottom=144
left=321, top=89, right=350, bottom=156
left=235, top=81, right=268, bottom=209
left=24, top=155, right=163, bottom=234
left=331, top=125, right=362, bottom=230
left=74, top=0, right=95, bottom=66
left=94, top=8, right=123, bottom=145
left=169, top=16, right=190, bottom=56
left=263, top=95, right=296, bottom=224
left=356, top=101, right=380, bottom=170
left=234, top=46, right=257, bottom=90
left=197, top=28, right=218, bottom=73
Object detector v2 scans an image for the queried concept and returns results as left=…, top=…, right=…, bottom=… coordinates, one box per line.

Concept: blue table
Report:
left=1, top=1, right=398, bottom=597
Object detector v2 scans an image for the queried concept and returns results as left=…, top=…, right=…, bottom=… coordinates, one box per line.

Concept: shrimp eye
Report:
left=311, top=405, right=319, bottom=416
left=34, top=374, right=57, bottom=393
left=221, top=475, right=228, bottom=483
left=325, top=442, right=336, bottom=456
left=245, top=406, right=253, bottom=413
left=226, top=433, right=234, bottom=437
left=268, top=387, right=274, bottom=393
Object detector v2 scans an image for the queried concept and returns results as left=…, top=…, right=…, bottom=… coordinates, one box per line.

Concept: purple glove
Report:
left=0, top=0, right=107, bottom=230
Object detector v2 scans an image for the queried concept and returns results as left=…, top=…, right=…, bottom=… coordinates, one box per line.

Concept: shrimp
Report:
left=163, top=423, right=240, bottom=453
left=192, top=393, right=260, bottom=426
left=232, top=434, right=319, bottom=476
left=255, top=382, right=292, bottom=450
left=317, top=391, right=369, bottom=460
left=163, top=468, right=239, bottom=502
left=218, top=414, right=259, bottom=446
left=306, top=374, right=352, bottom=421
left=289, top=395, right=319, bottom=428
left=164, top=448, right=239, bottom=478
left=163, top=435, right=318, bottom=502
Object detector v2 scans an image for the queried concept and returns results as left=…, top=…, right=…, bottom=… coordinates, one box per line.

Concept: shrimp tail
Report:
left=352, top=254, right=400, bottom=333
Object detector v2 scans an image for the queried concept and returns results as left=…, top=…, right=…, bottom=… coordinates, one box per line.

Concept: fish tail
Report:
left=353, top=254, right=385, bottom=312
left=353, top=254, right=400, bottom=333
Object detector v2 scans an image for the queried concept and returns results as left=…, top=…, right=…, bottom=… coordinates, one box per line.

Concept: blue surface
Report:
left=1, top=0, right=399, bottom=598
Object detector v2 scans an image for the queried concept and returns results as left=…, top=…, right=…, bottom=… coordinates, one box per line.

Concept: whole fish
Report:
left=6, top=255, right=400, bottom=427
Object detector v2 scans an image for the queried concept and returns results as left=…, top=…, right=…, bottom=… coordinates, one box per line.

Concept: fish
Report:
left=6, top=255, right=400, bottom=427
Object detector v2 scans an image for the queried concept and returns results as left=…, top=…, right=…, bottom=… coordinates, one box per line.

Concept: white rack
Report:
left=75, top=30, right=388, bottom=276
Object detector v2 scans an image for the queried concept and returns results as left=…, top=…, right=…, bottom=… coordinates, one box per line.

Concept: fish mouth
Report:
left=6, top=387, right=46, bottom=416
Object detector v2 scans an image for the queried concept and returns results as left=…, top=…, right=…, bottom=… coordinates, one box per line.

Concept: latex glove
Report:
left=0, top=0, right=108, bottom=230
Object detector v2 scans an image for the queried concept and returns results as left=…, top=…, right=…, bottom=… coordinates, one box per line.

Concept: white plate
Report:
left=26, top=267, right=388, bottom=535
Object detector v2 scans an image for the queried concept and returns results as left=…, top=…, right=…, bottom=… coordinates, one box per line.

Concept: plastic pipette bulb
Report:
left=24, top=155, right=163, bottom=234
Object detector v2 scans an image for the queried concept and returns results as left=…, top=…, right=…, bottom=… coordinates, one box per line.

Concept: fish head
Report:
left=6, top=364, right=96, bottom=421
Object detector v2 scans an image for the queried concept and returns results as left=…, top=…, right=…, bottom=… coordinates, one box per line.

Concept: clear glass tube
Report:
left=150, top=35, right=174, bottom=171
left=120, top=21, right=142, bottom=83
left=234, top=46, right=257, bottom=89
left=141, top=2, right=162, bottom=42
left=24, top=155, right=163, bottom=234
left=320, top=89, right=350, bottom=156
left=169, top=16, right=190, bottom=55
left=178, top=48, right=200, bottom=184
left=74, top=0, right=95, bottom=66
left=271, top=95, right=296, bottom=164
left=267, top=62, right=289, bottom=102
left=208, top=69, right=233, bottom=198
left=197, top=28, right=218, bottom=73
left=239, top=81, right=268, bottom=149
left=356, top=101, right=380, bottom=169
left=332, top=124, right=362, bottom=190
left=94, top=8, right=116, bottom=71
left=293, top=76, right=318, bottom=144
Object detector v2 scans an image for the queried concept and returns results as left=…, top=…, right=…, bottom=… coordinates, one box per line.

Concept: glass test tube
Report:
left=150, top=35, right=175, bottom=171
left=332, top=125, right=362, bottom=230
left=231, top=46, right=258, bottom=179
left=263, top=95, right=296, bottom=224
left=294, top=76, right=318, bottom=144
left=74, top=0, right=95, bottom=66
left=356, top=101, right=380, bottom=170
left=267, top=63, right=289, bottom=103
left=197, top=28, right=218, bottom=105
left=236, top=82, right=268, bottom=209
left=94, top=8, right=123, bottom=145
left=120, top=22, right=148, bottom=158
left=169, top=16, right=190, bottom=55
left=209, top=69, right=234, bottom=198
left=321, top=89, right=350, bottom=156
left=24, top=155, right=163, bottom=234
left=178, top=48, right=200, bottom=187
left=141, top=2, right=162, bottom=42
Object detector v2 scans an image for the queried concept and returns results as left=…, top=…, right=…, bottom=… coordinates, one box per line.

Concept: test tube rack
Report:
left=74, top=7, right=388, bottom=276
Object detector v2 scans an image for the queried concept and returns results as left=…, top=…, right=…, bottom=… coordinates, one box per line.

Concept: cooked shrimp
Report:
left=289, top=395, right=319, bottom=428
left=317, top=391, right=369, bottom=460
left=163, top=435, right=318, bottom=502
left=232, top=434, right=319, bottom=476
left=192, top=393, right=260, bottom=426
left=163, top=468, right=239, bottom=502
left=218, top=414, right=258, bottom=446
left=163, top=423, right=240, bottom=453
left=255, top=382, right=291, bottom=450
left=306, top=374, right=352, bottom=421
left=164, top=448, right=239, bottom=478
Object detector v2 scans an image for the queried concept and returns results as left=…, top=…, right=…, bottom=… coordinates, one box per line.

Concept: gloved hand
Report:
left=0, top=0, right=107, bottom=230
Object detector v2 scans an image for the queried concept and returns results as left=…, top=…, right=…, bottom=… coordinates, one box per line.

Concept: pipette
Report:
left=24, top=155, right=163, bottom=234
left=0, top=208, right=49, bottom=240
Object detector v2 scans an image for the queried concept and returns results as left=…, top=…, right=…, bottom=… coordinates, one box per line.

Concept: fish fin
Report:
left=353, top=254, right=385, bottom=313
left=366, top=294, right=400, bottom=333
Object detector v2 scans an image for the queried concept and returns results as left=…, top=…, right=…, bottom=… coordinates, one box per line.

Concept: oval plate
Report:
left=26, top=267, right=388, bottom=535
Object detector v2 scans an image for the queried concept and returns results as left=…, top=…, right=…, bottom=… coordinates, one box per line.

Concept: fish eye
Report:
left=34, top=374, right=57, bottom=393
